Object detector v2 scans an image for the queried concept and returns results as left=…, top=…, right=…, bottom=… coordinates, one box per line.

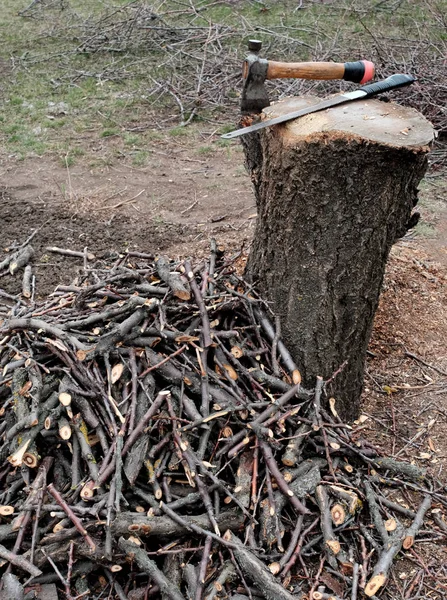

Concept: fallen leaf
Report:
left=428, top=438, right=437, bottom=452
left=382, top=385, right=398, bottom=395
left=419, top=452, right=431, bottom=459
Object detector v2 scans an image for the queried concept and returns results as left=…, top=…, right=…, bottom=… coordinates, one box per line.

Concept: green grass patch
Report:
left=101, top=128, right=120, bottom=138
left=197, top=145, right=215, bottom=155
left=124, top=133, right=140, bottom=146
left=0, top=0, right=445, bottom=162
left=132, top=151, right=149, bottom=166
left=168, top=127, right=190, bottom=138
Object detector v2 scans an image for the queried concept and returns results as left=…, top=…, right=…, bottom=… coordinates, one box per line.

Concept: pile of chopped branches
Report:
left=0, top=245, right=447, bottom=600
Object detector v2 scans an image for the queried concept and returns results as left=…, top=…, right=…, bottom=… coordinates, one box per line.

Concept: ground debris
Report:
left=0, top=245, right=446, bottom=599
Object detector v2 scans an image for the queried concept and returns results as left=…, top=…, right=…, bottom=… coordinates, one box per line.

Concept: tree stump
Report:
left=243, top=96, right=434, bottom=420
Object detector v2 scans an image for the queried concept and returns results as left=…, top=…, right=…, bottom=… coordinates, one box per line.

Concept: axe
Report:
left=241, top=39, right=375, bottom=114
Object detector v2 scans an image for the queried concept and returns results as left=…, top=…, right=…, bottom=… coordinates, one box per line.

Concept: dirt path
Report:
left=0, top=148, right=255, bottom=295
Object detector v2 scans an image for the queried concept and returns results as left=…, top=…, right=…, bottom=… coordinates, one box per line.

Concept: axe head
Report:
left=241, top=40, right=269, bottom=114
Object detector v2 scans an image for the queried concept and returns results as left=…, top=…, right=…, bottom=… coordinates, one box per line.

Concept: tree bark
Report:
left=243, top=96, right=433, bottom=420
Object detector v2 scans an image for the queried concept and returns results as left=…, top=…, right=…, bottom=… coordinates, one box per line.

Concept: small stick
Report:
left=181, top=198, right=199, bottom=215
left=119, top=537, right=187, bottom=600
left=22, top=265, right=32, bottom=298
left=95, top=391, right=170, bottom=489
left=378, top=496, right=416, bottom=519
left=46, top=484, right=96, bottom=552
left=279, top=513, right=304, bottom=569
left=41, top=548, right=68, bottom=587
left=159, top=502, right=235, bottom=549
left=253, top=308, right=301, bottom=384
left=46, top=247, right=95, bottom=261
left=114, top=432, right=125, bottom=512
left=364, top=526, right=405, bottom=597
left=105, top=479, right=116, bottom=561
left=405, top=350, right=447, bottom=377
left=123, top=391, right=171, bottom=454
left=128, top=348, right=139, bottom=433
left=351, top=562, right=360, bottom=600
left=72, top=414, right=99, bottom=482
left=271, top=315, right=281, bottom=378
left=195, top=536, right=212, bottom=600
left=156, top=256, right=190, bottom=301
left=66, top=541, right=76, bottom=600
left=0, top=543, right=42, bottom=577
left=104, top=568, right=128, bottom=600
left=224, top=531, right=297, bottom=600
left=71, top=435, right=81, bottom=489
left=200, top=346, right=210, bottom=418
left=309, top=556, right=326, bottom=600
left=251, top=439, right=259, bottom=507
left=315, top=485, right=341, bottom=566
left=139, top=345, right=187, bottom=378
left=314, top=376, right=337, bottom=481
left=30, top=476, right=45, bottom=564
left=403, top=494, right=431, bottom=549
left=433, top=512, right=447, bottom=534
left=359, top=535, right=369, bottom=589
left=208, top=238, right=217, bottom=296
left=264, top=467, right=284, bottom=552
left=364, top=481, right=389, bottom=546
left=258, top=440, right=309, bottom=515
left=184, top=260, right=212, bottom=348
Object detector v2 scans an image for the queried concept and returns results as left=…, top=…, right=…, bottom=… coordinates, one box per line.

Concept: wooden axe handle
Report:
left=267, top=60, right=374, bottom=84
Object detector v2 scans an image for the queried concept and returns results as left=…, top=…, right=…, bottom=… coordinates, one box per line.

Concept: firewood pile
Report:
left=0, top=244, right=446, bottom=600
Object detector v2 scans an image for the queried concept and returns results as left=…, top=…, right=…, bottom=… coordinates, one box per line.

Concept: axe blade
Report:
left=241, top=59, right=269, bottom=114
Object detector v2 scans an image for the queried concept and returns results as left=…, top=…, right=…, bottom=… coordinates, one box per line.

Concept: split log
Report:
left=242, top=96, right=434, bottom=419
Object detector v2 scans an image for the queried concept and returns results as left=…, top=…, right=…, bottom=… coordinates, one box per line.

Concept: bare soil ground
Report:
left=0, top=146, right=255, bottom=296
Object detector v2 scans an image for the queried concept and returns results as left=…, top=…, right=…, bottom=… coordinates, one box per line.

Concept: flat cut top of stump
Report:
left=264, top=96, right=434, bottom=148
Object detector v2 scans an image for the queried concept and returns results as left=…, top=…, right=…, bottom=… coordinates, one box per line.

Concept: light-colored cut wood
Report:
left=365, top=573, right=387, bottom=596
left=264, top=96, right=434, bottom=148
